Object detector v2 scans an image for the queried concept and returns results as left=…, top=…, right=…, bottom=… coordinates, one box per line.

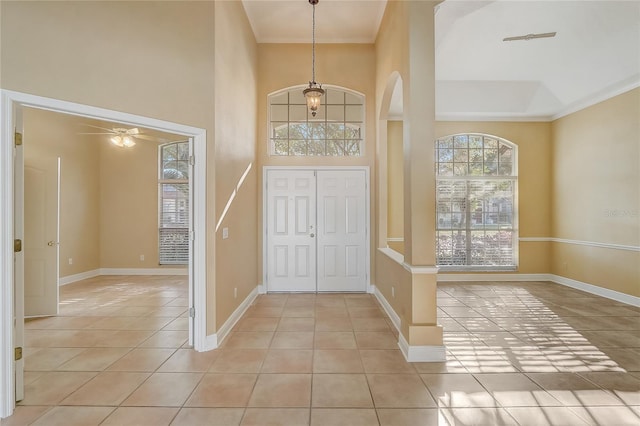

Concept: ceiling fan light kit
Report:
left=110, top=134, right=136, bottom=148
left=303, top=0, right=324, bottom=117
left=78, top=124, right=167, bottom=148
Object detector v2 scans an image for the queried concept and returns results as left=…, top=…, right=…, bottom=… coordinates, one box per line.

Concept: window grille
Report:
left=269, top=86, right=364, bottom=156
left=435, top=134, right=518, bottom=270
left=159, top=141, right=190, bottom=265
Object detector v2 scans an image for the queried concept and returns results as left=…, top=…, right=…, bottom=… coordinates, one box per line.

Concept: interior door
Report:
left=24, top=156, right=60, bottom=317
left=317, top=170, right=367, bottom=292
left=266, top=169, right=316, bottom=292
left=13, top=108, right=24, bottom=402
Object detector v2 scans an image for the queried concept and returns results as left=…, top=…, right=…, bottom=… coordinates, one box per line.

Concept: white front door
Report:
left=24, top=156, right=60, bottom=317
left=266, top=169, right=317, bottom=292
left=316, top=170, right=368, bottom=292
left=265, top=168, right=368, bottom=292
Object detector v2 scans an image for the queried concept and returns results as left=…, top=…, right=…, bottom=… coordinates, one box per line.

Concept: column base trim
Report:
left=398, top=333, right=446, bottom=363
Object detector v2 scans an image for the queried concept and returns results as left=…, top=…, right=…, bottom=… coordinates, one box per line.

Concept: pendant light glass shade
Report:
left=304, top=84, right=324, bottom=117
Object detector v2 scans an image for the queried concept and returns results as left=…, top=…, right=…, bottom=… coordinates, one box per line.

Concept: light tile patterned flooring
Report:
left=3, top=276, right=640, bottom=425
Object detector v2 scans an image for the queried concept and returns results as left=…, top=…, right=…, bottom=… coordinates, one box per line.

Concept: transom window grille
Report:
left=159, top=141, right=190, bottom=265
left=269, top=86, right=364, bottom=156
left=435, top=134, right=518, bottom=270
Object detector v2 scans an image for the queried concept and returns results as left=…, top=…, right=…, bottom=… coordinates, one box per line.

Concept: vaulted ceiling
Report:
left=242, top=0, right=640, bottom=120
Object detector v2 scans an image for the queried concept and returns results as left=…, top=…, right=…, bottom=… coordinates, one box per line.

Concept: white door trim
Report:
left=262, top=166, right=370, bottom=293
left=0, top=89, right=208, bottom=418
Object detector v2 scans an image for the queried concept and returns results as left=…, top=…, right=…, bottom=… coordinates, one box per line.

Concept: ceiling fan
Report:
left=79, top=124, right=163, bottom=148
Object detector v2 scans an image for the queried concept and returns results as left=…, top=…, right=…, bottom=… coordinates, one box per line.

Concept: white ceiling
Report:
left=242, top=0, right=640, bottom=120
left=242, top=0, right=387, bottom=43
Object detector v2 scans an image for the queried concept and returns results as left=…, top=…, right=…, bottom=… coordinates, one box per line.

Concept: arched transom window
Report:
left=435, top=134, right=518, bottom=270
left=269, top=86, right=364, bottom=156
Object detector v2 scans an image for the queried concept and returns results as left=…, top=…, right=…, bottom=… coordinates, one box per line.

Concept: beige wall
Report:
left=551, top=88, right=640, bottom=296
left=1, top=1, right=257, bottom=336
left=23, top=108, right=100, bottom=277
left=374, top=0, right=412, bottom=319
left=387, top=120, right=404, bottom=253
left=435, top=121, right=553, bottom=274
left=98, top=134, right=165, bottom=268
left=256, top=43, right=377, bottom=281
left=4, top=0, right=637, bottom=346
left=23, top=108, right=183, bottom=275
left=213, top=1, right=259, bottom=330
left=375, top=1, right=443, bottom=348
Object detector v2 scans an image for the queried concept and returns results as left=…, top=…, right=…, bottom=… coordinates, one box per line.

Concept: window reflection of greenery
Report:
left=269, top=87, right=364, bottom=156
left=435, top=134, right=517, bottom=269
left=159, top=141, right=190, bottom=265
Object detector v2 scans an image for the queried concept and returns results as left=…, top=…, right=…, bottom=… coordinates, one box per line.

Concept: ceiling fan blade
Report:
left=127, top=128, right=141, bottom=135
left=78, top=132, right=116, bottom=135
left=80, top=123, right=116, bottom=132
left=503, top=32, right=556, bottom=42
left=132, top=134, right=162, bottom=142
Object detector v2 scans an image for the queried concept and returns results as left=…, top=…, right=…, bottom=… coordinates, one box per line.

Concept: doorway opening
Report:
left=0, top=90, right=207, bottom=418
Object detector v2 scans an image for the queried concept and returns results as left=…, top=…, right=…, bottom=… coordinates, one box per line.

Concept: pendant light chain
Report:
left=303, top=0, right=324, bottom=117
left=312, top=1, right=316, bottom=84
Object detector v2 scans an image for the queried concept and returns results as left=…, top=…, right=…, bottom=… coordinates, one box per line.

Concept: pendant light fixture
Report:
left=303, top=0, right=324, bottom=117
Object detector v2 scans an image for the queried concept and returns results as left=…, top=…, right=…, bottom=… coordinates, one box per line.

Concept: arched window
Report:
left=268, top=86, right=364, bottom=156
left=158, top=140, right=189, bottom=265
left=435, top=134, right=518, bottom=270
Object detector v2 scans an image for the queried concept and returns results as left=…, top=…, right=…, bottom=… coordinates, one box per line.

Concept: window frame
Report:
left=435, top=133, right=519, bottom=271
left=267, top=85, right=365, bottom=157
left=158, top=140, right=190, bottom=265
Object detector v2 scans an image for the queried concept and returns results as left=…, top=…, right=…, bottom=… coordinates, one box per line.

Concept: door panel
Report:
left=24, top=157, right=59, bottom=317
left=266, top=168, right=367, bottom=293
left=266, top=170, right=316, bottom=292
left=317, top=170, right=367, bottom=292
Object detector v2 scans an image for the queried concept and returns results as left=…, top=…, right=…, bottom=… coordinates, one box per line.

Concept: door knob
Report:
left=47, top=241, right=58, bottom=247
left=310, top=233, right=315, bottom=238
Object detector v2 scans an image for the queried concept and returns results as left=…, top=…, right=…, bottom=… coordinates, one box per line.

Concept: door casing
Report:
left=262, top=166, right=371, bottom=294
left=0, top=89, right=207, bottom=419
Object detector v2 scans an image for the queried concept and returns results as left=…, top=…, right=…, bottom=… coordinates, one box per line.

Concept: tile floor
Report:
left=2, top=276, right=639, bottom=425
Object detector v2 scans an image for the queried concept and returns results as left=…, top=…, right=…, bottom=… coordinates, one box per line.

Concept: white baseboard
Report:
left=60, top=267, right=189, bottom=286
left=202, top=333, right=219, bottom=352
left=201, top=287, right=260, bottom=351
left=59, top=269, right=100, bottom=286
left=372, top=285, right=401, bottom=332
left=398, top=333, right=446, bottom=363
left=437, top=272, right=639, bottom=307
left=437, top=273, right=550, bottom=282
left=373, top=286, right=446, bottom=362
left=550, top=274, right=640, bottom=307
left=99, top=268, right=188, bottom=276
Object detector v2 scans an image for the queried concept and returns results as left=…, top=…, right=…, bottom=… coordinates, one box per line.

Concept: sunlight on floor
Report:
left=5, top=278, right=639, bottom=425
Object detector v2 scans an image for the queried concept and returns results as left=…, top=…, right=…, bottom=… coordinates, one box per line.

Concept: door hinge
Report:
left=14, top=239, right=22, bottom=253
left=14, top=347, right=22, bottom=361
left=189, top=307, right=195, bottom=318
left=14, top=132, right=23, bottom=147
left=189, top=155, right=195, bottom=166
